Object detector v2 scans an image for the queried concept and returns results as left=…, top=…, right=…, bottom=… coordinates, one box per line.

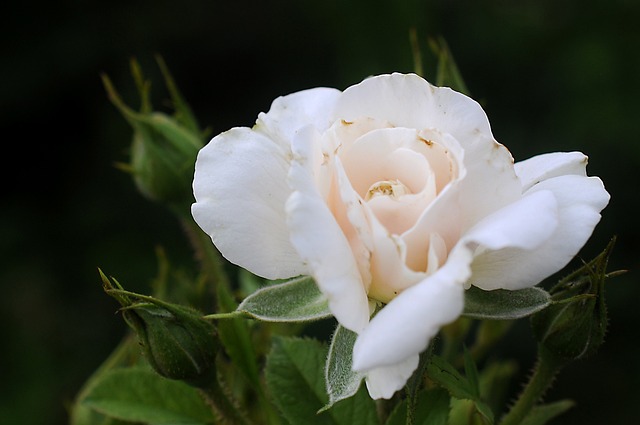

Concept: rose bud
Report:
left=530, top=241, right=616, bottom=361
left=101, top=271, right=219, bottom=388
left=101, top=60, right=203, bottom=208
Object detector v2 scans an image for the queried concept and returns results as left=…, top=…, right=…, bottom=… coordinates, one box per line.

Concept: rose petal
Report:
left=333, top=73, right=493, bottom=144
left=332, top=157, right=374, bottom=289
left=366, top=204, right=427, bottom=302
left=364, top=354, right=420, bottom=399
left=515, top=151, right=588, bottom=192
left=286, top=126, right=370, bottom=333
left=192, top=128, right=306, bottom=279
left=254, top=87, right=341, bottom=148
left=462, top=189, right=559, bottom=255
left=471, top=175, right=609, bottom=290
left=456, top=134, right=522, bottom=230
left=353, top=269, right=465, bottom=371
left=339, top=127, right=435, bottom=198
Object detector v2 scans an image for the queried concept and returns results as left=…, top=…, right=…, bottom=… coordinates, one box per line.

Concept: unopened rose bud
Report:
left=530, top=240, right=618, bottom=361
left=101, top=271, right=219, bottom=387
left=127, top=112, right=202, bottom=205
left=102, top=58, right=203, bottom=207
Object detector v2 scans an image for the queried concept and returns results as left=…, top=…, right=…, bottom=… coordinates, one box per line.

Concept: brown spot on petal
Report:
left=341, top=119, right=353, bottom=125
left=417, top=135, right=434, bottom=146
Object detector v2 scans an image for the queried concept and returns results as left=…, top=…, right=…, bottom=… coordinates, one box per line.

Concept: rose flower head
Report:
left=191, top=73, right=609, bottom=399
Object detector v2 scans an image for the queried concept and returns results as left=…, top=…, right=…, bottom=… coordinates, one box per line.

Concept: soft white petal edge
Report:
left=254, top=87, right=342, bottom=148
left=286, top=127, right=370, bottom=333
left=332, top=73, right=493, bottom=143
left=352, top=270, right=465, bottom=372
left=515, top=151, right=588, bottom=192
left=192, top=127, right=306, bottom=279
left=471, top=175, right=610, bottom=290
left=364, top=354, right=420, bottom=399
left=462, top=189, right=559, bottom=254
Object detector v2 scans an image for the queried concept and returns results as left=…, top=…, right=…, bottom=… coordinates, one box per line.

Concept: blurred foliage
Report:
left=1, top=1, right=638, bottom=424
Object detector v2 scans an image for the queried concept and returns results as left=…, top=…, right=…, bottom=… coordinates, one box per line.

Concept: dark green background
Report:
left=2, top=1, right=638, bottom=424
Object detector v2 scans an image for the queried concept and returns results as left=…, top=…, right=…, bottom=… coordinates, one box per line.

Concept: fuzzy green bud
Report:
left=531, top=239, right=618, bottom=361
left=127, top=112, right=202, bottom=205
left=102, top=57, right=204, bottom=207
left=101, top=271, right=219, bottom=388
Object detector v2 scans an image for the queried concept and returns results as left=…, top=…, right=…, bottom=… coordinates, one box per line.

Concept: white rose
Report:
left=192, top=73, right=609, bottom=399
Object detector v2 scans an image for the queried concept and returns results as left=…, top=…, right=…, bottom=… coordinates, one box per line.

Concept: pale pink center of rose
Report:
left=324, top=122, right=459, bottom=303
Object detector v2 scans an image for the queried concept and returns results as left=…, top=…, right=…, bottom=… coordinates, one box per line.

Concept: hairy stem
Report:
left=499, top=347, right=567, bottom=425
left=198, top=378, right=256, bottom=425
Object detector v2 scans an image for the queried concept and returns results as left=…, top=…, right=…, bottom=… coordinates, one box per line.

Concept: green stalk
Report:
left=405, top=346, right=433, bottom=425
left=198, top=378, right=256, bottom=425
left=499, top=347, right=567, bottom=425
left=175, top=209, right=231, bottom=290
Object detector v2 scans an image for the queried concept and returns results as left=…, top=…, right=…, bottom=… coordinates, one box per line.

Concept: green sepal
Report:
left=100, top=271, right=219, bottom=388
left=238, top=276, right=332, bottom=322
left=531, top=237, right=621, bottom=361
left=322, top=325, right=364, bottom=411
left=428, top=35, right=470, bottom=95
left=101, top=59, right=203, bottom=206
left=463, top=286, right=551, bottom=320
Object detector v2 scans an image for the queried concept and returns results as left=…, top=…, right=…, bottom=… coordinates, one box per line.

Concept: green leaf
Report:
left=461, top=348, right=494, bottom=423
left=463, top=347, right=480, bottom=398
left=265, top=337, right=377, bottom=425
left=385, top=388, right=450, bottom=425
left=70, top=336, right=143, bottom=425
left=323, top=325, right=364, bottom=410
left=238, top=276, right=332, bottom=322
left=520, top=400, right=575, bottom=425
left=428, top=355, right=494, bottom=424
left=71, top=406, right=135, bottom=425
left=474, top=401, right=495, bottom=425
left=81, top=366, right=215, bottom=425
left=427, top=355, right=477, bottom=400
left=331, top=387, right=380, bottom=425
left=265, top=337, right=333, bottom=425
left=463, top=286, right=551, bottom=320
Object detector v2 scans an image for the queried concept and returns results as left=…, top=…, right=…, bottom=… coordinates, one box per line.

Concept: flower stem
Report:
left=202, top=311, right=244, bottom=320
left=178, top=213, right=230, bottom=290
left=405, top=346, right=432, bottom=425
left=499, top=346, right=567, bottom=425
left=198, top=377, right=256, bottom=425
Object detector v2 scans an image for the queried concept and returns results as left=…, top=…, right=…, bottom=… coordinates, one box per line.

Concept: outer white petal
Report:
left=462, top=190, right=559, bottom=255
left=192, top=128, right=306, bottom=279
left=353, top=269, right=465, bottom=371
left=332, top=73, right=493, bottom=143
left=471, top=175, right=609, bottom=290
left=515, top=151, right=588, bottom=192
left=286, top=127, right=370, bottom=333
left=254, top=87, right=341, bottom=147
left=456, top=133, right=522, bottom=230
left=364, top=355, right=420, bottom=399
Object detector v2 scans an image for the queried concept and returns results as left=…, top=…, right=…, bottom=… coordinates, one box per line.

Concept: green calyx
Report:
left=530, top=237, right=623, bottom=361
left=100, top=269, right=219, bottom=388
left=102, top=56, right=205, bottom=207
